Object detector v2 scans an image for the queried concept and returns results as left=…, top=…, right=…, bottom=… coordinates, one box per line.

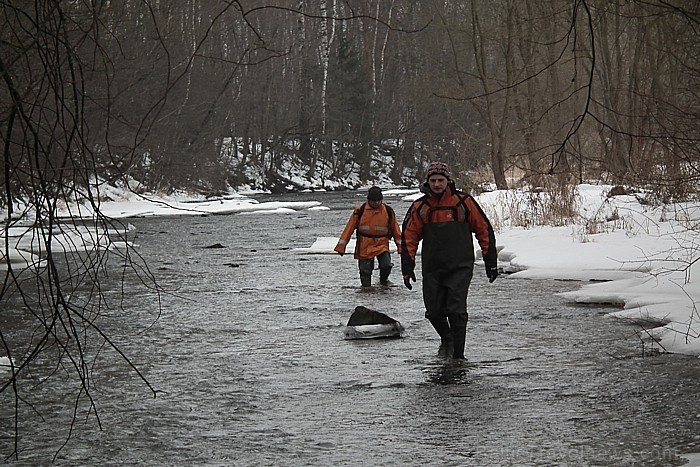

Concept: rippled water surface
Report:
left=3, top=192, right=700, bottom=466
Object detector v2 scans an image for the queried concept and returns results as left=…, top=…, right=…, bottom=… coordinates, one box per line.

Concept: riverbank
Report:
left=3, top=183, right=700, bottom=356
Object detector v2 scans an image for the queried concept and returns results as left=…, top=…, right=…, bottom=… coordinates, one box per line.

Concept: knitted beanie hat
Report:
left=367, top=186, right=383, bottom=201
left=426, top=161, right=451, bottom=180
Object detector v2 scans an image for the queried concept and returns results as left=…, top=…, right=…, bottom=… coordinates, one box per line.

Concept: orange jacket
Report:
left=335, top=202, right=402, bottom=260
left=401, top=185, right=496, bottom=266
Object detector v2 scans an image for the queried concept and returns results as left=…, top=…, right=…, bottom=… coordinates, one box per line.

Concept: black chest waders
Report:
left=420, top=203, right=474, bottom=359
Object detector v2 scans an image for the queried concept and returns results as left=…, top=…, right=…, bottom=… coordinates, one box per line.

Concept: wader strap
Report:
left=421, top=194, right=470, bottom=223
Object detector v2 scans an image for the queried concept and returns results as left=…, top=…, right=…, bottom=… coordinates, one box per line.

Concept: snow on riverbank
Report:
left=2, top=184, right=700, bottom=356
left=300, top=184, right=700, bottom=356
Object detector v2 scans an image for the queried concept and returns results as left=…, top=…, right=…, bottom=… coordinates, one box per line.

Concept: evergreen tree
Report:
left=326, top=27, right=374, bottom=179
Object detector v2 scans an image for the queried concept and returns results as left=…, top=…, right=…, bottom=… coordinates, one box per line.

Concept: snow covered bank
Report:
left=481, top=185, right=700, bottom=356
left=300, top=184, right=700, bottom=356
left=4, top=183, right=700, bottom=355
left=57, top=194, right=324, bottom=218
left=1, top=192, right=325, bottom=271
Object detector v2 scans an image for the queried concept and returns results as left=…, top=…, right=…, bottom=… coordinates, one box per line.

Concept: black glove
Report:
left=403, top=271, right=416, bottom=290
left=483, top=250, right=499, bottom=283
left=401, top=254, right=416, bottom=290
left=485, top=261, right=499, bottom=283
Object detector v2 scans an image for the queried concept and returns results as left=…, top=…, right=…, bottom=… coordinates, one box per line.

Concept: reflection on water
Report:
left=2, top=192, right=700, bottom=466
left=423, top=361, right=471, bottom=385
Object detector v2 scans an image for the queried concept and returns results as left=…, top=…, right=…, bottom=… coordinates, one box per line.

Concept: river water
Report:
left=3, top=192, right=700, bottom=466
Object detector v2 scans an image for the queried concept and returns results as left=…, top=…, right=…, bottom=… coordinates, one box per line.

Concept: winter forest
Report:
left=2, top=0, right=700, bottom=201
left=3, top=1, right=700, bottom=462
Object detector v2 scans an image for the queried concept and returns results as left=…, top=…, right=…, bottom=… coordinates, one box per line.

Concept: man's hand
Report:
left=485, top=261, right=499, bottom=283
left=401, top=253, right=416, bottom=289
left=403, top=272, right=416, bottom=290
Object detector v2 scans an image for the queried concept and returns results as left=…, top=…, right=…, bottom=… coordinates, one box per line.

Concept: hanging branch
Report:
left=1, top=2, right=162, bottom=461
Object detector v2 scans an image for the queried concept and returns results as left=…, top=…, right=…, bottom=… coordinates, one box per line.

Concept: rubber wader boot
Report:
left=379, top=266, right=392, bottom=286
left=429, top=318, right=453, bottom=357
left=359, top=261, right=373, bottom=287
left=451, top=324, right=467, bottom=359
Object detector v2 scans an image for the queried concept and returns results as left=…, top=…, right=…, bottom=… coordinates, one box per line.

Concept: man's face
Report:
left=428, top=175, right=449, bottom=194
left=368, top=199, right=382, bottom=208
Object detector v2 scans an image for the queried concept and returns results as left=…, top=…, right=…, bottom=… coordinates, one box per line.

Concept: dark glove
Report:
left=401, top=254, right=416, bottom=290
left=483, top=250, right=499, bottom=283
left=485, top=261, right=499, bottom=283
left=403, top=272, right=416, bottom=290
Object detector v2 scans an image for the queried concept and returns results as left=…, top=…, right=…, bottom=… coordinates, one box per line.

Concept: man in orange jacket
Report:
left=401, top=161, right=498, bottom=359
left=335, top=187, right=402, bottom=287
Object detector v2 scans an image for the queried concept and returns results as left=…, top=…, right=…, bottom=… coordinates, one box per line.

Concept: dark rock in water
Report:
left=344, top=306, right=404, bottom=339
left=347, top=305, right=398, bottom=326
left=204, top=243, right=226, bottom=249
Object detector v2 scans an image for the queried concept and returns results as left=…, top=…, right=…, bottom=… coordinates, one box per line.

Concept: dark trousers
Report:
left=422, top=266, right=474, bottom=358
left=358, top=251, right=392, bottom=286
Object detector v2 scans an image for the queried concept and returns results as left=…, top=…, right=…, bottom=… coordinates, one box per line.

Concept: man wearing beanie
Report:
left=335, top=186, right=402, bottom=287
left=401, top=161, right=498, bottom=359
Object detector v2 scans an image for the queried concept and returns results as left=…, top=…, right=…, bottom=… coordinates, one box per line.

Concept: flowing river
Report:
left=3, top=192, right=700, bottom=466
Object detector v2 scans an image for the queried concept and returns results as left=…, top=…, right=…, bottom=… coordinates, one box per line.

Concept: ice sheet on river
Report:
left=58, top=198, right=324, bottom=219
left=294, top=237, right=400, bottom=255
left=295, top=237, right=414, bottom=255
left=3, top=197, right=323, bottom=268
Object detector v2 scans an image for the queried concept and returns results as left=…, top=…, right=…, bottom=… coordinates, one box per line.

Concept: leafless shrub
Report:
left=1, top=2, right=161, bottom=462
left=489, top=175, right=580, bottom=230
